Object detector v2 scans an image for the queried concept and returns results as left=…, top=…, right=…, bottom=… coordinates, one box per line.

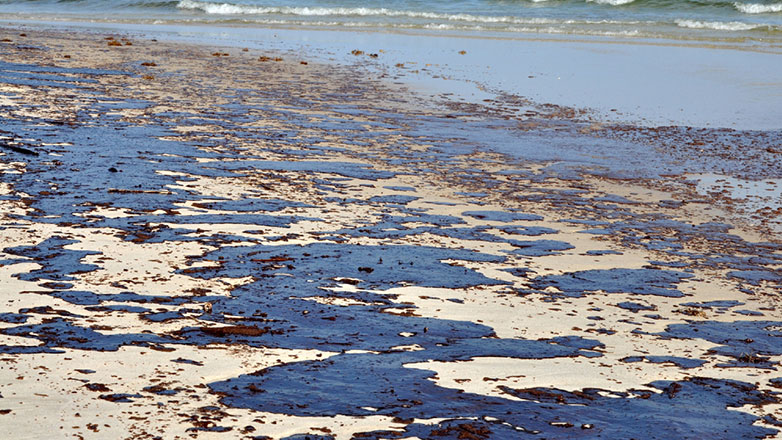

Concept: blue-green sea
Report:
left=1, top=0, right=781, bottom=44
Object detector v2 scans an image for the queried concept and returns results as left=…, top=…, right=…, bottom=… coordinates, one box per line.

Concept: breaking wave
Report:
left=675, top=18, right=764, bottom=30
left=734, top=2, right=782, bottom=14
left=177, top=0, right=542, bottom=23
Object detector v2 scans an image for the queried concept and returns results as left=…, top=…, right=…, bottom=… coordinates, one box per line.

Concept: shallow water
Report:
left=9, top=19, right=778, bottom=131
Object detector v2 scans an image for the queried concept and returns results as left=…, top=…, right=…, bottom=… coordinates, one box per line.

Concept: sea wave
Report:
left=174, top=1, right=779, bottom=35
left=733, top=2, right=782, bottom=13
left=675, top=18, right=762, bottom=29
left=175, top=2, right=658, bottom=28
left=4, top=0, right=778, bottom=40
left=151, top=17, right=647, bottom=37
left=175, top=0, right=658, bottom=25
left=177, top=0, right=564, bottom=24
left=586, top=0, right=637, bottom=6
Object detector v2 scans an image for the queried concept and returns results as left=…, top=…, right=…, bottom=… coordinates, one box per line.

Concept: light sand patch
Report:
left=62, top=230, right=248, bottom=298
left=0, top=345, right=349, bottom=439
left=404, top=356, right=685, bottom=396
left=75, top=205, right=135, bottom=219
left=0, top=263, right=49, bottom=310
left=0, top=182, right=12, bottom=196
left=0, top=161, right=26, bottom=174
left=406, top=351, right=782, bottom=401
left=297, top=295, right=384, bottom=307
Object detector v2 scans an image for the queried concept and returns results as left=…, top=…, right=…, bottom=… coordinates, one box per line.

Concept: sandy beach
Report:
left=1, top=23, right=781, bottom=439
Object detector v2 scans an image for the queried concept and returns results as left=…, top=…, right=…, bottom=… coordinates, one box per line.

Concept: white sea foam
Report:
left=734, top=2, right=782, bottom=14
left=175, top=0, right=777, bottom=36
left=586, top=0, right=637, bottom=6
left=175, top=1, right=650, bottom=28
left=219, top=18, right=647, bottom=37
left=177, top=0, right=554, bottom=24
left=675, top=19, right=760, bottom=30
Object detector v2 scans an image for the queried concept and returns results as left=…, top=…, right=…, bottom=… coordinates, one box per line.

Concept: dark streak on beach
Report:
left=0, top=26, right=781, bottom=439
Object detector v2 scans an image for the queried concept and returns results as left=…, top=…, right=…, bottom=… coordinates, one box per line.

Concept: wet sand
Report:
left=1, top=26, right=781, bottom=439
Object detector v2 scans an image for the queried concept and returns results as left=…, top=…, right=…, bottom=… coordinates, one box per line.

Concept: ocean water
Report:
left=1, top=0, right=781, bottom=46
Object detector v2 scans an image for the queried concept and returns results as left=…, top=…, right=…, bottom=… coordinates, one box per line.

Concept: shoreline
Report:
left=1, top=24, right=781, bottom=439
left=4, top=18, right=782, bottom=130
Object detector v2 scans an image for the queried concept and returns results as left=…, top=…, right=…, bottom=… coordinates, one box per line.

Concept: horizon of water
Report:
left=1, top=0, right=782, bottom=47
